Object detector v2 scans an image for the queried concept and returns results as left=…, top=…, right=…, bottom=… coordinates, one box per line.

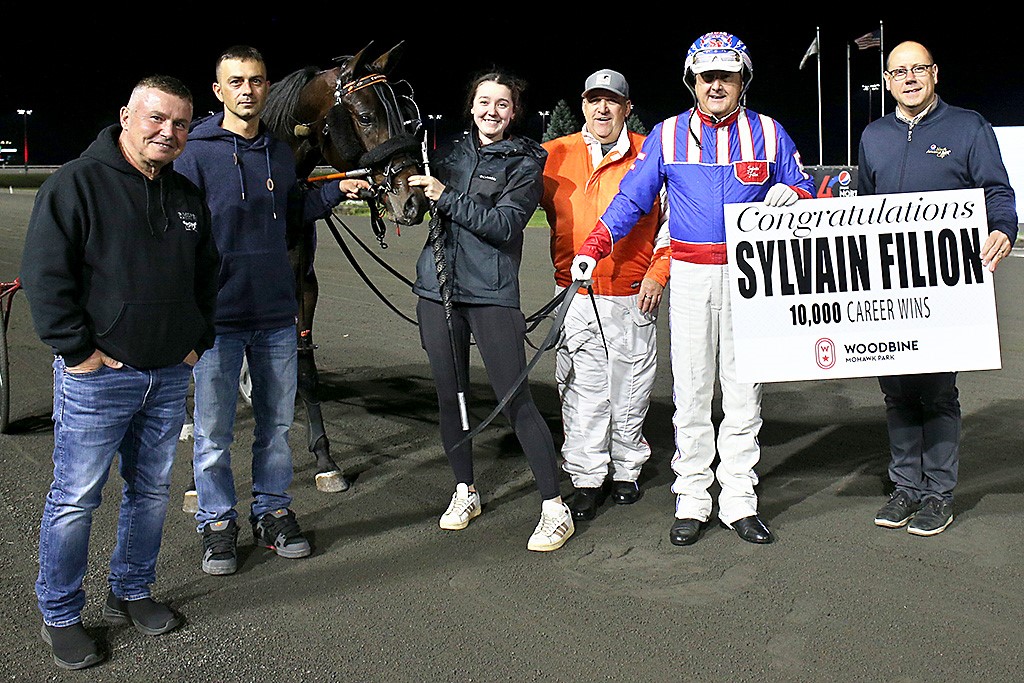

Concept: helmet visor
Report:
left=689, top=48, right=744, bottom=74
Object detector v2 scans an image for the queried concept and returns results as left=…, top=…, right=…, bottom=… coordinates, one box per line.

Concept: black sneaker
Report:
left=908, top=497, right=953, bottom=536
left=102, top=590, right=182, bottom=636
left=202, top=519, right=239, bottom=575
left=40, top=623, right=104, bottom=670
left=252, top=508, right=311, bottom=558
left=874, top=490, right=921, bottom=528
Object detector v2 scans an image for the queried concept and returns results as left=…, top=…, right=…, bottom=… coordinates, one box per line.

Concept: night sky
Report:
left=1, top=13, right=1019, bottom=168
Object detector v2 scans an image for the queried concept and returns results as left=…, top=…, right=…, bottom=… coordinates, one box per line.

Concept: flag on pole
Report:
left=855, top=29, right=881, bottom=50
left=800, top=36, right=819, bottom=70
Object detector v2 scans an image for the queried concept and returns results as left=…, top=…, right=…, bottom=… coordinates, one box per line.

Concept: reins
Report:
left=450, top=279, right=605, bottom=452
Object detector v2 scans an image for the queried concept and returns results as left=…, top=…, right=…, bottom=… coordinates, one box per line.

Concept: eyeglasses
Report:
left=885, top=64, right=934, bottom=81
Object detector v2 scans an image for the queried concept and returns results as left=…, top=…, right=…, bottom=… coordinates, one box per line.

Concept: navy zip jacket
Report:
left=175, top=113, right=345, bottom=333
left=859, top=97, right=1018, bottom=243
left=20, top=124, right=219, bottom=369
left=413, top=131, right=547, bottom=309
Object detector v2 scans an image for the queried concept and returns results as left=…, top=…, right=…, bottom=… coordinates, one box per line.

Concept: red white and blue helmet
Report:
left=684, top=31, right=753, bottom=95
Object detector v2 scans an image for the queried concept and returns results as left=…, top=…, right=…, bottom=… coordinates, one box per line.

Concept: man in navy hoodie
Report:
left=22, top=75, right=219, bottom=670
left=859, top=40, right=1017, bottom=536
left=175, top=46, right=367, bottom=576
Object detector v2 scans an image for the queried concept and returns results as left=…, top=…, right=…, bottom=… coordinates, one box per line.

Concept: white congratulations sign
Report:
left=723, top=188, right=1001, bottom=383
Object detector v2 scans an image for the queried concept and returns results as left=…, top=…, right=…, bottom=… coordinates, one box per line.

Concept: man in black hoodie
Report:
left=21, top=75, right=219, bottom=670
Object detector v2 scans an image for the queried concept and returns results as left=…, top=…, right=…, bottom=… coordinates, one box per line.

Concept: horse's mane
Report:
left=263, top=66, right=322, bottom=138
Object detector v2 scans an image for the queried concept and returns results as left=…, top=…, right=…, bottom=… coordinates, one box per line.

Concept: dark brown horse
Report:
left=263, top=42, right=429, bottom=492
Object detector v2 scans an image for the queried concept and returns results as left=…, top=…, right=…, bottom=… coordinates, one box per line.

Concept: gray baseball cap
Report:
left=582, top=69, right=629, bottom=99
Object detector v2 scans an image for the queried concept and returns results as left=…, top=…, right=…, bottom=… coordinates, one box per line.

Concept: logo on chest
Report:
left=178, top=211, right=198, bottom=232
left=733, top=160, right=769, bottom=185
left=926, top=144, right=952, bottom=159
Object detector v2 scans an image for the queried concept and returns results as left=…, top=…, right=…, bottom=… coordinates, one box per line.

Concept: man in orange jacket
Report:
left=541, top=69, right=670, bottom=522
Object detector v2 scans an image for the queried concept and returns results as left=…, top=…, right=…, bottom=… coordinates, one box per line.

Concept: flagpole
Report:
left=816, top=26, right=823, bottom=164
left=847, top=41, right=852, bottom=165
left=879, top=20, right=885, bottom=117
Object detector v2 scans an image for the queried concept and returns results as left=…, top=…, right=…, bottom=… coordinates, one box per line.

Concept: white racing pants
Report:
left=555, top=288, right=657, bottom=489
left=668, top=261, right=762, bottom=525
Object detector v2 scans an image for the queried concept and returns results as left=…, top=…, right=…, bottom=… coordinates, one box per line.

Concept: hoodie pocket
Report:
left=217, top=250, right=296, bottom=325
left=96, top=299, right=205, bottom=368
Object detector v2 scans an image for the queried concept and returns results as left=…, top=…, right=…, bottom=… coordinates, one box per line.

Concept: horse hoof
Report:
left=182, top=489, right=198, bottom=514
left=315, top=471, right=351, bottom=493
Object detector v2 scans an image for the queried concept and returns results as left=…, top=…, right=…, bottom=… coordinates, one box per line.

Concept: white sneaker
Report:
left=439, top=483, right=481, bottom=530
left=527, top=500, right=575, bottom=551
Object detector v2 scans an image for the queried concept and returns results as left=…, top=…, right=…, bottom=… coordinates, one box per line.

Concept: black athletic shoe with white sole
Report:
left=252, top=508, right=311, bottom=558
left=202, top=518, right=239, bottom=575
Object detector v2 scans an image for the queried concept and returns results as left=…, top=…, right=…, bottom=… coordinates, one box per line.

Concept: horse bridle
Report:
left=331, top=71, right=424, bottom=198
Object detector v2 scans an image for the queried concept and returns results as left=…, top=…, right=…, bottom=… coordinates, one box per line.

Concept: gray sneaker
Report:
left=202, top=519, right=239, bottom=575
left=908, top=497, right=953, bottom=536
left=874, top=490, right=921, bottom=528
left=253, top=508, right=311, bottom=558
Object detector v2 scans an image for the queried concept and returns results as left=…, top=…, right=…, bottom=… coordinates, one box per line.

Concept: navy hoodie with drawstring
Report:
left=20, top=124, right=220, bottom=369
left=174, top=113, right=344, bottom=334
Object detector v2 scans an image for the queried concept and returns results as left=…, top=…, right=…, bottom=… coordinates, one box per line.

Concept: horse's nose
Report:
left=403, top=192, right=430, bottom=225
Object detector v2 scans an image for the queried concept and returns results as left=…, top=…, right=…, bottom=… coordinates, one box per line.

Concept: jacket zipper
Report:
left=897, top=122, right=913, bottom=192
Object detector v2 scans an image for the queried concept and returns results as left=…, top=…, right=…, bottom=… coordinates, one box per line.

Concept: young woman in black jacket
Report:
left=409, top=71, right=573, bottom=552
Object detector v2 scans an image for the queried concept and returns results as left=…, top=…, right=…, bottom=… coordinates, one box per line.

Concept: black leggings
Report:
left=417, top=298, right=561, bottom=500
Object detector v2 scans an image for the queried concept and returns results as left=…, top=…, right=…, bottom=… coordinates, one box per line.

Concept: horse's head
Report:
left=305, top=42, right=429, bottom=227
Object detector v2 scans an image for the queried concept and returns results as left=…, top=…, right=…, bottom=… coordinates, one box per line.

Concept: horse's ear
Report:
left=370, top=41, right=405, bottom=75
left=338, top=42, right=374, bottom=81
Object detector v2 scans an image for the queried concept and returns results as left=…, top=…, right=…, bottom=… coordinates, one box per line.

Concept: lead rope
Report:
left=423, top=133, right=470, bottom=431
left=450, top=276, right=594, bottom=452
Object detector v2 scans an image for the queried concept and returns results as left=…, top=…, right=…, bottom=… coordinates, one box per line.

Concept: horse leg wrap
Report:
left=297, top=348, right=320, bottom=403
left=296, top=347, right=350, bottom=493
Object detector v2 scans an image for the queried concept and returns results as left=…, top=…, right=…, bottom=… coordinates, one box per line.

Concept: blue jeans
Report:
left=36, top=357, right=191, bottom=627
left=192, top=325, right=297, bottom=530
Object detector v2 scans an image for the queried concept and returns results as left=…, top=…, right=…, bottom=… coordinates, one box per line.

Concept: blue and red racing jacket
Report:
left=581, top=106, right=815, bottom=264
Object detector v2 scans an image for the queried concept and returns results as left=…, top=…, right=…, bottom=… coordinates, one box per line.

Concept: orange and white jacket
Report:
left=542, top=126, right=670, bottom=296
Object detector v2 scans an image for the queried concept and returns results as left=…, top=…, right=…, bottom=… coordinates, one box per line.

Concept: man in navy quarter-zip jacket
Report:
left=859, top=40, right=1017, bottom=537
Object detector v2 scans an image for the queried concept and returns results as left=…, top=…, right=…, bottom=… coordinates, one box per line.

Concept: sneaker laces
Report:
left=203, top=523, right=237, bottom=555
left=887, top=491, right=910, bottom=506
left=535, top=507, right=569, bottom=537
left=445, top=492, right=477, bottom=518
left=259, top=510, right=303, bottom=543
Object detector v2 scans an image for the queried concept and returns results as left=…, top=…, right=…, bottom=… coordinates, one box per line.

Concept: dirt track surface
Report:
left=2, top=189, right=1023, bottom=682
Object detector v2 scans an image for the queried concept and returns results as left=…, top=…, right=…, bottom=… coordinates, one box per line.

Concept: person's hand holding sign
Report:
left=981, top=230, right=1013, bottom=272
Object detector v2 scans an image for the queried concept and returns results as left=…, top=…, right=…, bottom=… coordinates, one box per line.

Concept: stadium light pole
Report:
left=17, top=109, right=32, bottom=173
left=538, top=110, right=550, bottom=140
left=860, top=85, right=879, bottom=125
left=427, top=114, right=442, bottom=149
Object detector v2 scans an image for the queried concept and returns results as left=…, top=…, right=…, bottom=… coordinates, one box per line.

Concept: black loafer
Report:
left=103, top=590, right=183, bottom=636
left=568, top=487, right=605, bottom=521
left=40, top=623, right=104, bottom=670
left=724, top=515, right=775, bottom=544
left=610, top=481, right=642, bottom=505
left=669, top=518, right=705, bottom=546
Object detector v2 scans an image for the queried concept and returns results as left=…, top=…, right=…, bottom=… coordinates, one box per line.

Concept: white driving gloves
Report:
left=570, top=255, right=597, bottom=283
left=763, top=183, right=799, bottom=207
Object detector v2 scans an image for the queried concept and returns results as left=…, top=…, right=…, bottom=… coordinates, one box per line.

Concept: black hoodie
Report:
left=20, top=124, right=220, bottom=369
